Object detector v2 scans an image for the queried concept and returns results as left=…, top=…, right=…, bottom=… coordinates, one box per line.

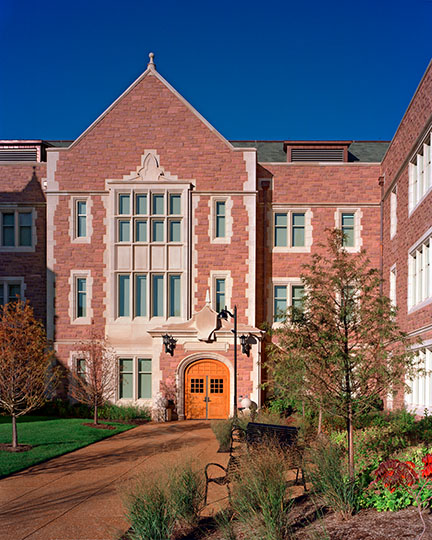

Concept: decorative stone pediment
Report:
left=138, top=153, right=165, bottom=182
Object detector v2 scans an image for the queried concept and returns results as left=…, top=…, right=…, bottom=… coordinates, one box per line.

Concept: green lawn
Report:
left=0, top=416, right=136, bottom=478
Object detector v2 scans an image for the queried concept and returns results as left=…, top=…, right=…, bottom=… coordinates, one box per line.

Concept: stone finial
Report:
left=148, top=52, right=156, bottom=70
left=205, top=289, right=211, bottom=305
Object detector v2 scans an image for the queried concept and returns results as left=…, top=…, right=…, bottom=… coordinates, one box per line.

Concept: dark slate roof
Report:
left=230, top=140, right=390, bottom=163
left=45, top=140, right=74, bottom=148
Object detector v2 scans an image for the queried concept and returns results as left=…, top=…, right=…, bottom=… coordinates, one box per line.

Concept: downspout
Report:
left=378, top=175, right=385, bottom=296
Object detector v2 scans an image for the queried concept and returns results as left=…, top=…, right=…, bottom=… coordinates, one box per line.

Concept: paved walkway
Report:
left=0, top=421, right=228, bottom=540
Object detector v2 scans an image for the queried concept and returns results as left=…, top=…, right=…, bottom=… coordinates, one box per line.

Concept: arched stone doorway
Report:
left=184, top=359, right=230, bottom=419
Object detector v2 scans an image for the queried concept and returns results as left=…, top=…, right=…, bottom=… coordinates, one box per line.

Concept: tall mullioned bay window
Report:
left=409, top=131, right=432, bottom=211
left=114, top=190, right=184, bottom=320
left=408, top=234, right=432, bottom=310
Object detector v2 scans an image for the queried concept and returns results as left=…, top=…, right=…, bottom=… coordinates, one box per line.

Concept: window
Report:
left=215, top=201, right=226, bottom=238
left=152, top=274, right=164, bottom=317
left=0, top=209, right=33, bottom=248
left=76, top=201, right=87, bottom=238
left=390, top=186, right=397, bottom=239
left=76, top=278, right=87, bottom=318
left=405, top=348, right=432, bottom=413
left=274, top=285, right=287, bottom=322
left=409, top=131, right=432, bottom=212
left=138, top=359, right=152, bottom=398
left=215, top=278, right=226, bottom=312
left=390, top=266, right=397, bottom=306
left=169, top=275, right=181, bottom=317
left=273, top=210, right=308, bottom=249
left=408, top=234, right=432, bottom=310
left=76, top=359, right=86, bottom=381
left=0, top=280, right=23, bottom=305
left=119, top=358, right=133, bottom=399
left=341, top=213, right=355, bottom=247
left=292, top=213, right=305, bottom=247
left=118, top=275, right=130, bottom=317
left=135, top=275, right=147, bottom=317
left=118, top=357, right=152, bottom=400
left=273, top=282, right=304, bottom=322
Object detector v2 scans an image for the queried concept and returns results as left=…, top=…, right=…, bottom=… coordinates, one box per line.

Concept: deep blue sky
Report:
left=0, top=0, right=431, bottom=142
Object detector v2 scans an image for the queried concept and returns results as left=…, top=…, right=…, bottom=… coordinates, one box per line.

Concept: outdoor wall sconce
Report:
left=162, top=333, right=177, bottom=356
left=239, top=334, right=251, bottom=356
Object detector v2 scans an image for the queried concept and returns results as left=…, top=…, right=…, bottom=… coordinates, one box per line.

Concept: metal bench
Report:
left=246, top=422, right=306, bottom=489
left=204, top=426, right=244, bottom=505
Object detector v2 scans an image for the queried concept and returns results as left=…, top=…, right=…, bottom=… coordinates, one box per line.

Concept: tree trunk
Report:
left=12, top=414, right=18, bottom=448
left=347, top=402, right=354, bottom=480
left=317, top=406, right=322, bottom=435
left=302, top=400, right=305, bottom=418
left=94, top=400, right=98, bottom=425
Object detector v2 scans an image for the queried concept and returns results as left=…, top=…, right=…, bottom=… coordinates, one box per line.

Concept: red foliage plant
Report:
left=371, top=456, right=432, bottom=539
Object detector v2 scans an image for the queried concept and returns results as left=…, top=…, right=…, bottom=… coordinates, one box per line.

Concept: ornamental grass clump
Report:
left=308, top=440, right=359, bottom=520
left=230, top=444, right=292, bottom=540
left=124, top=477, right=175, bottom=540
left=168, top=462, right=204, bottom=527
left=367, top=454, right=432, bottom=539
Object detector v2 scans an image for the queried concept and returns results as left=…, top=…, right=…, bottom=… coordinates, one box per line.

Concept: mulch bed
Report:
left=82, top=423, right=117, bottom=430
left=0, top=443, right=32, bottom=452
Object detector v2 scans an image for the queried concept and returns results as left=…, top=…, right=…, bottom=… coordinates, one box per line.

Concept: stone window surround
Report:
left=0, top=276, right=26, bottom=303
left=270, top=277, right=303, bottom=327
left=271, top=206, right=313, bottom=253
left=209, top=270, right=233, bottom=313
left=69, top=196, right=93, bottom=244
left=68, top=269, right=93, bottom=325
left=116, top=355, right=153, bottom=403
left=334, top=208, right=363, bottom=252
left=0, top=206, right=37, bottom=252
left=208, top=196, right=233, bottom=244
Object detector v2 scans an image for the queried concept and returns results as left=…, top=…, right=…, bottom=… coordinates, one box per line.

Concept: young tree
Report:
left=0, top=301, right=58, bottom=448
left=267, top=230, right=419, bottom=479
left=70, top=327, right=117, bottom=425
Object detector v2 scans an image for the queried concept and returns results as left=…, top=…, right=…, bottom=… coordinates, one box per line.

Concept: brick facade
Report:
left=1, top=57, right=431, bottom=418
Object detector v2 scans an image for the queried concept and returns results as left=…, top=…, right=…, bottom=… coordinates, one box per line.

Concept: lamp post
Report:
left=218, top=305, right=238, bottom=417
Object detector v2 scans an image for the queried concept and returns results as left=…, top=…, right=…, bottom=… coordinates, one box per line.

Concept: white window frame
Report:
left=409, top=130, right=432, bottom=215
left=407, top=229, right=432, bottom=312
left=0, top=207, right=36, bottom=252
left=270, top=278, right=304, bottom=326
left=389, top=264, right=397, bottom=307
left=117, top=356, right=152, bottom=402
left=0, top=277, right=25, bottom=305
left=69, top=270, right=93, bottom=324
left=70, top=196, right=92, bottom=243
left=405, top=345, right=432, bottom=415
left=390, top=186, right=397, bottom=239
left=271, top=208, right=313, bottom=253
left=209, top=196, right=233, bottom=244
left=335, top=208, right=362, bottom=252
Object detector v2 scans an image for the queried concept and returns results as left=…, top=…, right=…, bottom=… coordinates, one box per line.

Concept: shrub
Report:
left=308, top=440, right=358, bottom=519
left=211, top=418, right=234, bottom=452
left=124, top=477, right=176, bottom=540
left=98, top=403, right=151, bottom=422
left=231, top=443, right=292, bottom=540
left=169, top=462, right=204, bottom=526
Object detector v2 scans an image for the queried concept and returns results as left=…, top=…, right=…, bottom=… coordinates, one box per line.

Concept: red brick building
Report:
left=0, top=55, right=430, bottom=418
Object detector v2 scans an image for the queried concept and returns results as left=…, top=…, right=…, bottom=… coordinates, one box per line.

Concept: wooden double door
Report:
left=185, top=359, right=229, bottom=419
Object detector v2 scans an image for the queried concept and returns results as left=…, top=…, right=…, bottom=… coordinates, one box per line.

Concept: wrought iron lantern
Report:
left=162, top=333, right=177, bottom=356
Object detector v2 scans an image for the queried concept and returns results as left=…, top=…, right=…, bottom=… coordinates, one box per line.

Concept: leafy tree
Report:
left=267, top=229, right=419, bottom=478
left=0, top=301, right=58, bottom=448
left=69, top=327, right=117, bottom=425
